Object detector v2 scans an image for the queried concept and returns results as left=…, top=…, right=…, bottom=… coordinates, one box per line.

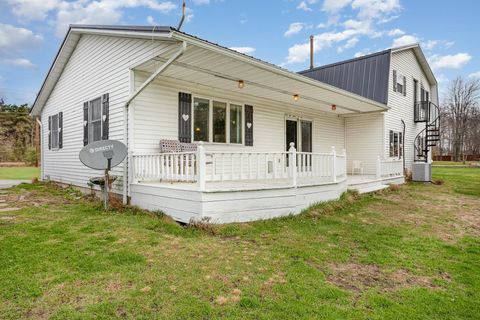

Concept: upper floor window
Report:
left=393, top=69, right=406, bottom=96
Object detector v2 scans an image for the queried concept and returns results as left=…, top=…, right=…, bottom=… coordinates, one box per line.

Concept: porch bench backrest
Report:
left=159, top=139, right=197, bottom=153
left=159, top=139, right=182, bottom=153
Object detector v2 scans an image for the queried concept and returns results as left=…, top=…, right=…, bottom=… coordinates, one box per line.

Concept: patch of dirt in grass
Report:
left=365, top=188, right=480, bottom=242
left=326, top=262, right=445, bottom=293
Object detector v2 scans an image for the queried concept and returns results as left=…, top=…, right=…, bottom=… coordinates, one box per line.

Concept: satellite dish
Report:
left=79, top=140, right=127, bottom=170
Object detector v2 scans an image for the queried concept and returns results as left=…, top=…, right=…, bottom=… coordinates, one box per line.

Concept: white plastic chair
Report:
left=351, top=160, right=364, bottom=175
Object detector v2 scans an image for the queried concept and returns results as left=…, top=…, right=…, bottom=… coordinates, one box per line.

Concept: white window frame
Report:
left=191, top=94, right=245, bottom=145
left=284, top=114, right=314, bottom=152
left=389, top=130, right=403, bottom=159
left=50, top=113, right=60, bottom=150
left=396, top=73, right=405, bottom=94
left=88, top=97, right=103, bottom=144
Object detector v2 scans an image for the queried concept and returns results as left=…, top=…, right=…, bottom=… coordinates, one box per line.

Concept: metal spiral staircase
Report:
left=414, top=101, right=440, bottom=162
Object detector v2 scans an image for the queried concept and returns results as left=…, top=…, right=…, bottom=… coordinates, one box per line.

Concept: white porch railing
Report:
left=376, top=156, right=403, bottom=179
left=132, top=143, right=347, bottom=190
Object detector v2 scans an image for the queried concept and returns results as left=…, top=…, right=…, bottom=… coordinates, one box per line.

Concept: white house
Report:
left=30, top=25, right=439, bottom=223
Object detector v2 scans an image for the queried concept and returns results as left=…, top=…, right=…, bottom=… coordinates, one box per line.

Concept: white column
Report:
left=331, top=146, right=337, bottom=183
left=197, top=141, right=206, bottom=191
left=289, top=142, right=297, bottom=187
left=343, top=148, right=347, bottom=179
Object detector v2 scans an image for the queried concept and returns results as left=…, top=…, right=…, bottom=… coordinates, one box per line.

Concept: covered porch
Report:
left=126, top=34, right=400, bottom=222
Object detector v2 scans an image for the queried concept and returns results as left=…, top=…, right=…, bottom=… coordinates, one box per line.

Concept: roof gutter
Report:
left=122, top=40, right=187, bottom=204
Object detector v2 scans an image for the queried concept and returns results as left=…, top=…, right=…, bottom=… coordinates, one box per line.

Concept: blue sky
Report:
left=0, top=0, right=478, bottom=105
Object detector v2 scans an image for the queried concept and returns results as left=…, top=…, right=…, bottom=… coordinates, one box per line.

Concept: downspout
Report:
left=122, top=41, right=187, bottom=204
left=401, top=119, right=406, bottom=175
left=36, top=118, right=44, bottom=181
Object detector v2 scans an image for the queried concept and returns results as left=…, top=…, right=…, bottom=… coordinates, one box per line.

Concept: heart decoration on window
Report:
left=102, top=115, right=107, bottom=121
left=83, top=121, right=88, bottom=127
left=182, top=114, right=189, bottom=122
left=247, top=122, right=252, bottom=129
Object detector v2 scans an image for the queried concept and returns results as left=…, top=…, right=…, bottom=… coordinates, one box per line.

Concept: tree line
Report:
left=0, top=98, right=36, bottom=164
left=436, top=76, right=480, bottom=162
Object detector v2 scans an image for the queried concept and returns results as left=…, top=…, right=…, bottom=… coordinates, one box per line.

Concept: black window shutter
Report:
left=102, top=93, right=109, bottom=140
left=83, top=102, right=89, bottom=146
left=245, top=105, right=253, bottom=146
left=403, top=76, right=407, bottom=96
left=392, top=70, right=397, bottom=92
left=58, top=112, right=63, bottom=149
left=48, top=116, right=52, bottom=150
left=178, top=92, right=192, bottom=143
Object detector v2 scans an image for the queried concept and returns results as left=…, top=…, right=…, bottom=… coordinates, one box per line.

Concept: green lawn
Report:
left=0, top=166, right=39, bottom=180
left=0, top=168, right=479, bottom=319
left=433, top=160, right=479, bottom=166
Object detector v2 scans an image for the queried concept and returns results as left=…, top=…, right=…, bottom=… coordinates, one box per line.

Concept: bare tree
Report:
left=443, top=76, right=480, bottom=161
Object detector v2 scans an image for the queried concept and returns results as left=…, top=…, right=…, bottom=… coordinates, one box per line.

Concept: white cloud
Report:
left=3, top=58, right=35, bottom=68
left=8, top=0, right=177, bottom=37
left=297, top=0, right=317, bottom=12
left=0, top=23, right=43, bottom=56
left=229, top=47, right=256, bottom=55
left=422, top=39, right=454, bottom=51
left=469, top=71, right=480, bottom=78
left=354, top=49, right=371, bottom=57
left=337, top=37, right=359, bottom=53
left=192, top=0, right=210, bottom=4
left=8, top=0, right=60, bottom=21
left=429, top=53, right=472, bottom=70
left=392, top=35, right=418, bottom=47
left=351, top=0, right=401, bottom=20
left=322, top=0, right=351, bottom=13
left=387, top=28, right=404, bottom=36
left=284, top=22, right=305, bottom=37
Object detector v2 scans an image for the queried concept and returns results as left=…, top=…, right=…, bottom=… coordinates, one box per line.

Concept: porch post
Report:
left=376, top=156, right=381, bottom=179
left=197, top=141, right=206, bottom=191
left=289, top=142, right=297, bottom=187
left=331, top=146, right=337, bottom=183
left=343, top=149, right=347, bottom=179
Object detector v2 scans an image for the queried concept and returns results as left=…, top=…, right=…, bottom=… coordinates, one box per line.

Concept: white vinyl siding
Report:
left=386, top=49, right=437, bottom=170
left=345, top=113, right=383, bottom=174
left=132, top=73, right=345, bottom=155
left=41, top=34, right=176, bottom=192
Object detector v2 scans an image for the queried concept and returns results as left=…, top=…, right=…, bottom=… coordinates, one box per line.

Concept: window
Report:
left=193, top=96, right=244, bottom=144
left=51, top=114, right=59, bottom=149
left=301, top=121, right=312, bottom=153
left=230, top=104, right=242, bottom=144
left=389, top=130, right=403, bottom=158
left=89, top=97, right=102, bottom=143
left=193, top=97, right=209, bottom=142
left=213, top=101, right=227, bottom=143
left=396, top=74, right=406, bottom=94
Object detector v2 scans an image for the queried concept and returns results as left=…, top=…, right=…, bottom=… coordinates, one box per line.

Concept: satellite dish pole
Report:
left=177, top=0, right=186, bottom=31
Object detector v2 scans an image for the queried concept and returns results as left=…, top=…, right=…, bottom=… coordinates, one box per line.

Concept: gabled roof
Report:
left=31, top=24, right=388, bottom=116
left=299, top=43, right=437, bottom=105
left=299, top=49, right=391, bottom=104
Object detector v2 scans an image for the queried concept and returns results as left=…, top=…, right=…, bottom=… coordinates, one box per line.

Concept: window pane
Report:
left=91, top=98, right=102, bottom=120
left=212, top=101, right=226, bottom=143
left=394, top=132, right=399, bottom=157
left=230, top=104, right=242, bottom=144
left=51, top=114, right=59, bottom=148
left=301, top=121, right=312, bottom=152
left=389, top=130, right=394, bottom=157
left=194, top=98, right=209, bottom=142
left=93, top=121, right=102, bottom=142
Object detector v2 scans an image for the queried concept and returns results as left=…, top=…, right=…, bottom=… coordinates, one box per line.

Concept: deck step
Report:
left=354, top=184, right=390, bottom=194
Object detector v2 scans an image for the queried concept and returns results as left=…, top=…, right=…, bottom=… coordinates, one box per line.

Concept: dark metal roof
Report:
left=299, top=49, right=391, bottom=105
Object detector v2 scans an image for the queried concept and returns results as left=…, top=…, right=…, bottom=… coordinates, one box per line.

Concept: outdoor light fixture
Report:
left=238, top=80, right=245, bottom=89
left=331, top=104, right=336, bottom=111
left=293, top=94, right=299, bottom=102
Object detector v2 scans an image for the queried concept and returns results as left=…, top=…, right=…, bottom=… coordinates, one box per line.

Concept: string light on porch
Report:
left=293, top=94, right=299, bottom=102
left=331, top=104, right=336, bottom=111
left=238, top=80, right=245, bottom=89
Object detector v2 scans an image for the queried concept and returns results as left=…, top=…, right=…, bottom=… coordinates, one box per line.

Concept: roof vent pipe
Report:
left=310, top=35, right=314, bottom=70
left=177, top=0, right=186, bottom=31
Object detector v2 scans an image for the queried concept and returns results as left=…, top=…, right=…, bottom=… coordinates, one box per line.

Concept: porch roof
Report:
left=31, top=24, right=389, bottom=116
left=134, top=31, right=389, bottom=115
